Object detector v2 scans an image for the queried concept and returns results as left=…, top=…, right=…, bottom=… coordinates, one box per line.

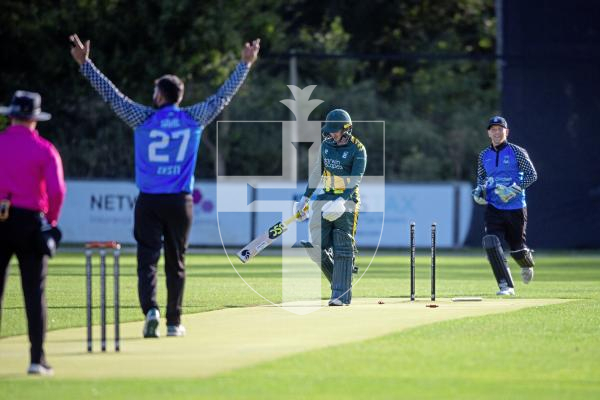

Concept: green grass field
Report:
left=1, top=250, right=600, bottom=399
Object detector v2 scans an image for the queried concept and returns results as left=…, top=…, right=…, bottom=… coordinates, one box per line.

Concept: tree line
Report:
left=0, top=0, right=497, bottom=181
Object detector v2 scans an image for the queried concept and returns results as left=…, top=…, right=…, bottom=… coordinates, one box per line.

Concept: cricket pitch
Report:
left=0, top=297, right=567, bottom=378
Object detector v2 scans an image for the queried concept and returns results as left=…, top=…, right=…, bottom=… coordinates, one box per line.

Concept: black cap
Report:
left=487, top=116, right=507, bottom=129
left=0, top=91, right=51, bottom=121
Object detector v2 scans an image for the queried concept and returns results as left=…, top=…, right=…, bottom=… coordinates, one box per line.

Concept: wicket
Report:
left=409, top=222, right=437, bottom=301
left=410, top=222, right=416, bottom=301
left=85, top=241, right=121, bottom=352
left=431, top=223, right=437, bottom=301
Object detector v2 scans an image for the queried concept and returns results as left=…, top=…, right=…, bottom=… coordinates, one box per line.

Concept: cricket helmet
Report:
left=322, top=109, right=352, bottom=134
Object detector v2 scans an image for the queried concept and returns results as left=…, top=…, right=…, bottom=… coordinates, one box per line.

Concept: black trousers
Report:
left=485, top=205, right=528, bottom=251
left=0, top=207, right=48, bottom=364
left=134, top=193, right=193, bottom=326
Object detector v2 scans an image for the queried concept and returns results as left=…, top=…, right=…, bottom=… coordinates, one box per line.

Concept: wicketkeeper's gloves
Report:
left=494, top=183, right=522, bottom=203
left=472, top=185, right=488, bottom=205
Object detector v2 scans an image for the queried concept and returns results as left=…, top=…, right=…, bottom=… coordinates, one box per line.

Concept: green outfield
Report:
left=1, top=251, right=600, bottom=399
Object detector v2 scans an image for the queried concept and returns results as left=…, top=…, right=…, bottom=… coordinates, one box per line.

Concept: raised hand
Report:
left=241, top=39, right=260, bottom=66
left=69, top=34, right=90, bottom=66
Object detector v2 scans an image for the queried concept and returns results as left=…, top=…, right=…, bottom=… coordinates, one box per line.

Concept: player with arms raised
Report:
left=70, top=33, right=260, bottom=337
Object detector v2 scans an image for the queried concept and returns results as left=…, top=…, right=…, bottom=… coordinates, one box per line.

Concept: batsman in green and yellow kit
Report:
left=294, top=109, right=367, bottom=306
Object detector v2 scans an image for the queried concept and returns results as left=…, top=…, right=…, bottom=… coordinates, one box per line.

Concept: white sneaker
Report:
left=167, top=324, right=186, bottom=337
left=496, top=286, right=516, bottom=296
left=328, top=298, right=344, bottom=306
left=143, top=308, right=160, bottom=338
left=27, top=363, right=53, bottom=376
left=521, top=267, right=534, bottom=284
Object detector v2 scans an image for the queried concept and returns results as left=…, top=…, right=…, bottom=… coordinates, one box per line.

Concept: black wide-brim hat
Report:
left=0, top=90, right=51, bottom=121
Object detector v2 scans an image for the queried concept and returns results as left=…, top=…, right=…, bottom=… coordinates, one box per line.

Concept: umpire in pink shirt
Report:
left=0, top=91, right=66, bottom=376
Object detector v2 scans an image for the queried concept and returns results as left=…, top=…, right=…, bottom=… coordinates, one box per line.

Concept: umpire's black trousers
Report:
left=134, top=193, right=193, bottom=326
left=0, top=207, right=48, bottom=364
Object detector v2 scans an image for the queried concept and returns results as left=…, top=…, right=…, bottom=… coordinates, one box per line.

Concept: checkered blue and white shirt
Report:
left=80, top=59, right=250, bottom=193
left=477, top=141, right=537, bottom=209
left=80, top=60, right=250, bottom=128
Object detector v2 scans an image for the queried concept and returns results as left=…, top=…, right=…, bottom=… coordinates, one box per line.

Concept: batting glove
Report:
left=322, top=197, right=346, bottom=222
left=293, top=196, right=310, bottom=221
left=472, top=185, right=488, bottom=205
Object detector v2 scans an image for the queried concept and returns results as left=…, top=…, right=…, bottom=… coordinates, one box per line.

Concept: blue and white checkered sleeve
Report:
left=477, top=150, right=487, bottom=186
left=183, top=62, right=250, bottom=127
left=511, top=144, right=538, bottom=188
left=80, top=60, right=153, bottom=128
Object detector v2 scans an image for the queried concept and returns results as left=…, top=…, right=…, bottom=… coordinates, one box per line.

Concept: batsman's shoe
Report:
left=167, top=324, right=186, bottom=337
left=328, top=298, right=344, bottom=306
left=27, top=362, right=53, bottom=376
left=496, top=284, right=515, bottom=296
left=143, top=308, right=160, bottom=338
left=328, top=298, right=350, bottom=306
left=521, top=267, right=534, bottom=284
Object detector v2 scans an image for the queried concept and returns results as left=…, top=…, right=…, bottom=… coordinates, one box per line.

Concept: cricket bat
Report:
left=236, top=205, right=307, bottom=263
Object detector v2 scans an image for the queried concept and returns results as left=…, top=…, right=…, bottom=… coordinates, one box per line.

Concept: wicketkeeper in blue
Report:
left=70, top=34, right=260, bottom=337
left=472, top=116, right=538, bottom=296
left=294, top=109, right=366, bottom=306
